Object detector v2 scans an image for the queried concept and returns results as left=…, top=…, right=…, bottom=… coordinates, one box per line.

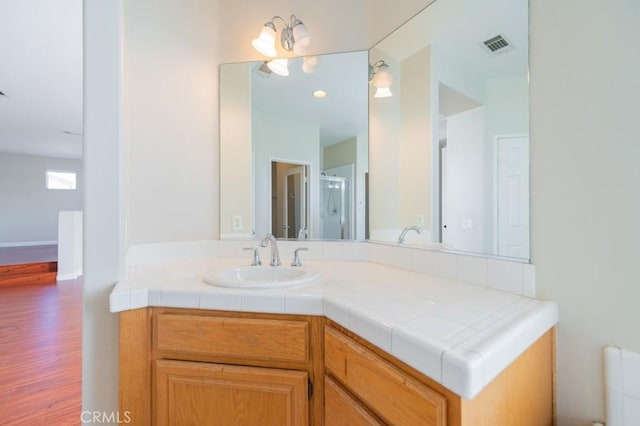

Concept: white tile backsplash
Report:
left=487, top=259, right=524, bottom=294
left=458, top=255, right=488, bottom=286
left=606, top=346, right=640, bottom=426
left=431, top=251, right=459, bottom=280
left=126, top=240, right=534, bottom=297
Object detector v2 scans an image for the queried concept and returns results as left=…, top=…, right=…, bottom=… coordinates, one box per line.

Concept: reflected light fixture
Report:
left=312, top=90, right=327, bottom=98
left=267, top=58, right=290, bottom=76
left=369, top=60, right=393, bottom=98
left=252, top=15, right=310, bottom=57
left=302, top=56, right=319, bottom=74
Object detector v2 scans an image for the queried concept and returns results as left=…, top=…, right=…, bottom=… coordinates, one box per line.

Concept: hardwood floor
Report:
left=0, top=279, right=82, bottom=425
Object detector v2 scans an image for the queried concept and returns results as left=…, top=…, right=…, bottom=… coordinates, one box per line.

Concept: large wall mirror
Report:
left=219, top=51, right=369, bottom=241
left=219, top=0, right=530, bottom=260
left=369, top=0, right=530, bottom=260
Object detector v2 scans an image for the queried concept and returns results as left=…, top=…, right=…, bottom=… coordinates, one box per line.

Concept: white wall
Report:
left=369, top=48, right=401, bottom=233
left=252, top=108, right=320, bottom=238
left=0, top=153, right=82, bottom=244
left=445, top=107, right=485, bottom=253
left=83, top=0, right=125, bottom=416
left=219, top=62, right=253, bottom=238
left=531, top=0, right=640, bottom=424
left=124, top=0, right=219, bottom=245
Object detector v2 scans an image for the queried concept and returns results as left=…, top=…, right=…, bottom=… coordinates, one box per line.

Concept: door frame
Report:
left=269, top=157, right=312, bottom=238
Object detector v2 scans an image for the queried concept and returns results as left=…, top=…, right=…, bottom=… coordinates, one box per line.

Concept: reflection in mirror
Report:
left=271, top=161, right=309, bottom=239
left=220, top=51, right=369, bottom=241
left=369, top=0, right=529, bottom=259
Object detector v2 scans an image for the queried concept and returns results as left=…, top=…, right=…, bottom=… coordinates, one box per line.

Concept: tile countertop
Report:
left=109, top=258, right=558, bottom=400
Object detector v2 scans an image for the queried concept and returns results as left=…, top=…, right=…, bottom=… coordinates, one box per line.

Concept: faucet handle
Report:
left=291, top=247, right=309, bottom=267
left=243, top=247, right=261, bottom=266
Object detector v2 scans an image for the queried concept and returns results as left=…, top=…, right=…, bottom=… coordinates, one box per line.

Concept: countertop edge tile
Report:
left=108, top=259, right=558, bottom=399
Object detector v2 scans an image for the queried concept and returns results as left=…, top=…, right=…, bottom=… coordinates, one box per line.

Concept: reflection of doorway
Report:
left=494, top=135, right=529, bottom=258
left=271, top=161, right=309, bottom=239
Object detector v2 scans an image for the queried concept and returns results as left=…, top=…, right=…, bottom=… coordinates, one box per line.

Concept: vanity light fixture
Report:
left=252, top=15, right=310, bottom=57
left=369, top=60, right=393, bottom=98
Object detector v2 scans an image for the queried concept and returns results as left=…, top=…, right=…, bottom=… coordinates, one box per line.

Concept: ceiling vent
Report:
left=481, top=34, right=514, bottom=55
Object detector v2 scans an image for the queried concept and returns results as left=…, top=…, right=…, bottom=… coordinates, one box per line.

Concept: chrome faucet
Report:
left=297, top=227, right=308, bottom=240
left=397, top=226, right=422, bottom=244
left=291, top=247, right=308, bottom=267
left=260, top=233, right=281, bottom=266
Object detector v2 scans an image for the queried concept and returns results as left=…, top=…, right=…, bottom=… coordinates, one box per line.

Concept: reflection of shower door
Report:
left=320, top=175, right=351, bottom=239
left=283, top=166, right=306, bottom=239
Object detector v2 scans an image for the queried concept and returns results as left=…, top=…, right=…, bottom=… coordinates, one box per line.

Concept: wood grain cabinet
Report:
left=325, top=326, right=446, bottom=425
left=119, top=309, right=554, bottom=426
left=323, top=323, right=555, bottom=426
left=119, top=308, right=324, bottom=426
left=154, top=360, right=308, bottom=425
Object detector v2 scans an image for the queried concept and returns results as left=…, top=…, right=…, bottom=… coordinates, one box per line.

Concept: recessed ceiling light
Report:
left=312, top=90, right=327, bottom=98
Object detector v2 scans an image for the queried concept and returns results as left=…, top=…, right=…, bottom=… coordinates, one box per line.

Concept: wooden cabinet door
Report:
left=325, top=376, right=383, bottom=426
left=325, top=326, right=447, bottom=426
left=154, top=360, right=309, bottom=426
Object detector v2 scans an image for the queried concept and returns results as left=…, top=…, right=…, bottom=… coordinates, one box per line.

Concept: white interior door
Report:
left=496, top=135, right=529, bottom=258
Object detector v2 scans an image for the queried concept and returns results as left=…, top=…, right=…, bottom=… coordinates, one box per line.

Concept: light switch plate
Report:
left=416, top=214, right=425, bottom=227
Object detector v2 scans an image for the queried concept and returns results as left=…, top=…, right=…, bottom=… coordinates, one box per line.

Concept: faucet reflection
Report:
left=397, top=226, right=422, bottom=244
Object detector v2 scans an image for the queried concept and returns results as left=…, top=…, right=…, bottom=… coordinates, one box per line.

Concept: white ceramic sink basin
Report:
left=203, top=266, right=322, bottom=289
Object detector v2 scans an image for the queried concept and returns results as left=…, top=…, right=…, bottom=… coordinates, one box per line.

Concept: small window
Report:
left=46, top=171, right=77, bottom=190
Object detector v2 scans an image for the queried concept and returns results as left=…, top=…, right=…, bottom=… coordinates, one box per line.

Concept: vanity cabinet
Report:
left=324, top=325, right=446, bottom=425
left=119, top=308, right=325, bottom=425
left=120, top=309, right=554, bottom=426
left=323, top=322, right=555, bottom=426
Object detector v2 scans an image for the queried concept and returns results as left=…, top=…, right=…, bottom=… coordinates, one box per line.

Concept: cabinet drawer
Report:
left=325, top=326, right=447, bottom=426
left=325, top=376, right=383, bottom=426
left=155, top=313, right=309, bottom=363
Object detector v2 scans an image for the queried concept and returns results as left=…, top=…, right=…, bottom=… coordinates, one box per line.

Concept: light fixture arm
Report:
left=259, top=15, right=308, bottom=53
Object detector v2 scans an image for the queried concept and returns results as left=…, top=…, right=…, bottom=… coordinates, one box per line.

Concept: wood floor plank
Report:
left=0, top=279, right=82, bottom=425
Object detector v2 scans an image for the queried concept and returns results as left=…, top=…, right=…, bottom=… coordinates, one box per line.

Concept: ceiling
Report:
left=0, top=0, right=83, bottom=160
left=0, top=0, right=523, bottom=160
left=374, top=0, right=528, bottom=79
left=251, top=51, right=370, bottom=147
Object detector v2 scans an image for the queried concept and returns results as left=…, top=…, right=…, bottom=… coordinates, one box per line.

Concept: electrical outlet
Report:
left=232, top=215, right=243, bottom=231
left=416, top=214, right=425, bottom=227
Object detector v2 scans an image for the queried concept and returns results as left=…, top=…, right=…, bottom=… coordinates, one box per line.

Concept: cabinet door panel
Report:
left=154, top=360, right=308, bottom=426
left=325, top=376, right=383, bottom=426
left=325, top=326, right=447, bottom=426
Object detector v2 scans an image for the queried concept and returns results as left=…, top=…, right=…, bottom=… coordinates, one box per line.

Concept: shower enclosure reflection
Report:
left=320, top=172, right=353, bottom=240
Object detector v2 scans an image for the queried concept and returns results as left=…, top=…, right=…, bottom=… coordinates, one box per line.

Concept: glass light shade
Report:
left=252, top=25, right=277, bottom=57
left=267, top=58, right=290, bottom=76
left=374, top=87, right=393, bottom=98
left=292, top=22, right=310, bottom=47
left=372, top=66, right=392, bottom=89
left=302, top=56, right=319, bottom=74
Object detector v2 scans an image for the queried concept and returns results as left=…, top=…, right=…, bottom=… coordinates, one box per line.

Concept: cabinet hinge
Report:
left=308, top=379, right=313, bottom=400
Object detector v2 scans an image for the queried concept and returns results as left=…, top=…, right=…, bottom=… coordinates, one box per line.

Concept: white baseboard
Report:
left=57, top=271, right=82, bottom=281
left=0, top=240, right=57, bottom=248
